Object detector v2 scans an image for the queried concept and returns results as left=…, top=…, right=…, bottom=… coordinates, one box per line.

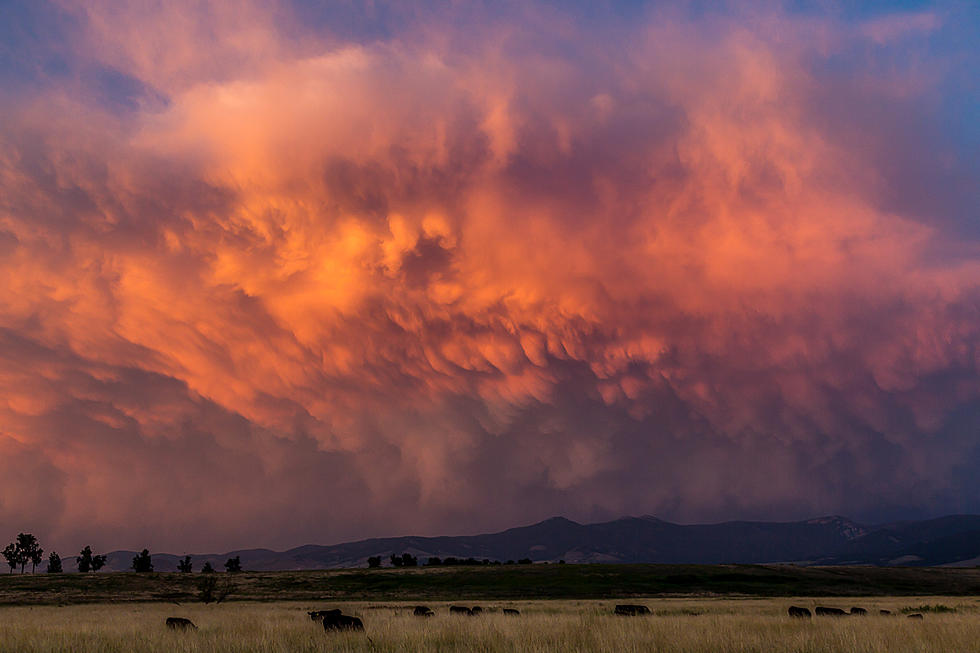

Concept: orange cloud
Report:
left=1, top=1, right=979, bottom=551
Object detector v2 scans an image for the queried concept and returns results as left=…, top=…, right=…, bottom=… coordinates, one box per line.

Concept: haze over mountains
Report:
left=74, top=515, right=980, bottom=572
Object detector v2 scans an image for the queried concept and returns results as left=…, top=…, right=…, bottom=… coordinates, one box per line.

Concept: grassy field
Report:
left=3, top=564, right=980, bottom=605
left=1, top=597, right=978, bottom=652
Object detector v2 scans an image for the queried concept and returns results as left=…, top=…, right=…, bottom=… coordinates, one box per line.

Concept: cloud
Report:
left=1, top=0, right=979, bottom=551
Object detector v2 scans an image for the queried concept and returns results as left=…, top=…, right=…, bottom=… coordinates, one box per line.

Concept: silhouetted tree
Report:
left=77, top=546, right=93, bottom=573
left=401, top=553, right=418, bottom=567
left=16, top=534, right=41, bottom=573
left=389, top=553, right=403, bottom=567
left=224, top=556, right=242, bottom=572
left=518, top=558, right=532, bottom=565
left=46, top=552, right=63, bottom=574
left=2, top=543, right=19, bottom=574
left=197, top=575, right=232, bottom=603
left=201, top=561, right=215, bottom=573
left=91, top=553, right=107, bottom=572
left=132, top=549, right=153, bottom=572
left=426, top=557, right=441, bottom=566
left=178, top=555, right=193, bottom=573
left=367, top=556, right=381, bottom=568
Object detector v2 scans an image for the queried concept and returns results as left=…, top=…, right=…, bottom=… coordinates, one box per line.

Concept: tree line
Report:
left=2, top=534, right=244, bottom=574
left=367, top=553, right=536, bottom=568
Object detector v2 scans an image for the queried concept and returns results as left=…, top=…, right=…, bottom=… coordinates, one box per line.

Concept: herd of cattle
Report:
left=788, top=605, right=924, bottom=619
left=164, top=602, right=926, bottom=632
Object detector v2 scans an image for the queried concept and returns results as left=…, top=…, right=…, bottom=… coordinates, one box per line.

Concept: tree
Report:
left=224, top=556, right=242, bottom=573
left=177, top=556, right=193, bottom=573
left=367, top=556, right=381, bottom=568
left=46, top=552, right=63, bottom=574
left=201, top=561, right=215, bottom=573
left=16, top=534, right=41, bottom=574
left=132, top=549, right=153, bottom=573
left=197, top=575, right=231, bottom=603
left=77, top=546, right=93, bottom=573
left=426, top=557, right=441, bottom=566
left=389, top=553, right=403, bottom=568
left=2, top=543, right=19, bottom=574
left=401, top=553, right=418, bottom=567
left=91, top=553, right=107, bottom=572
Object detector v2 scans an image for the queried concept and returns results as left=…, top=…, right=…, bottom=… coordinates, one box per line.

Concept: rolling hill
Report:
left=69, top=514, right=980, bottom=572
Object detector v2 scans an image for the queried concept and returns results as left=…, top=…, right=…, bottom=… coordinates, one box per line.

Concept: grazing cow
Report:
left=413, top=606, right=435, bottom=617
left=503, top=608, right=521, bottom=616
left=165, top=617, right=197, bottom=630
left=322, top=612, right=364, bottom=631
left=450, top=606, right=473, bottom=616
left=907, top=613, right=924, bottom=620
left=470, top=606, right=483, bottom=615
left=615, top=604, right=651, bottom=616
left=880, top=610, right=892, bottom=615
left=815, top=607, right=848, bottom=617
left=309, top=609, right=341, bottom=622
left=788, top=606, right=812, bottom=618
left=850, top=607, right=867, bottom=615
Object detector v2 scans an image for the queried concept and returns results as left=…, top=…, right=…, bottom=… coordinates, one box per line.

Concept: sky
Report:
left=0, top=0, right=979, bottom=554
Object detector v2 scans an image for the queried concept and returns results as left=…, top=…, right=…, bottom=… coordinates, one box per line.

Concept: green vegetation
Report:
left=1, top=564, right=979, bottom=606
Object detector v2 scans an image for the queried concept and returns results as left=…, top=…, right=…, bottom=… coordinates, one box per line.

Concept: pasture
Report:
left=3, top=564, right=980, bottom=605
left=1, top=597, right=979, bottom=652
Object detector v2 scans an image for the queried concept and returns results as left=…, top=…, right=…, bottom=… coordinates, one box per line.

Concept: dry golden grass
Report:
left=1, top=597, right=978, bottom=652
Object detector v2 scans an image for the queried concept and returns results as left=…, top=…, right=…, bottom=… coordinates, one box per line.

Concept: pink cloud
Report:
left=0, top=1, right=978, bottom=551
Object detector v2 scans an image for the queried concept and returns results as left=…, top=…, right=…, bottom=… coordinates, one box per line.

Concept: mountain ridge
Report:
left=66, top=514, right=980, bottom=572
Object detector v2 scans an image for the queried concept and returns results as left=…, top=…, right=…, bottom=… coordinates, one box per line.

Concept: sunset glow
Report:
left=1, top=1, right=979, bottom=552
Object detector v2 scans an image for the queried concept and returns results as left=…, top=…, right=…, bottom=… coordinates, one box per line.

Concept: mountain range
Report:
left=73, top=514, right=980, bottom=572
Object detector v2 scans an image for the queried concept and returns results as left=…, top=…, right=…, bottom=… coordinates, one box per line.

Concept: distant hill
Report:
left=66, top=514, right=980, bottom=572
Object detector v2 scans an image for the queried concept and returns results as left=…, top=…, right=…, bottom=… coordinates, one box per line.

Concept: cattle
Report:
left=165, top=617, right=197, bottom=630
left=907, top=613, right=924, bottom=620
left=322, top=612, right=364, bottom=631
left=850, top=607, right=867, bottom=615
left=615, top=604, right=651, bottom=616
left=413, top=606, right=435, bottom=617
left=880, top=610, right=892, bottom=615
left=503, top=608, right=521, bottom=616
left=309, top=609, right=341, bottom=622
left=788, top=606, right=811, bottom=618
left=450, top=606, right=473, bottom=616
left=815, top=607, right=848, bottom=617
left=470, top=606, right=483, bottom=615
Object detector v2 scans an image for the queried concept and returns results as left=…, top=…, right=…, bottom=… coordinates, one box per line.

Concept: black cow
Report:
left=450, top=606, right=473, bottom=616
left=788, top=606, right=812, bottom=618
left=413, top=605, right=435, bottom=617
left=309, top=609, right=341, bottom=622
left=615, top=604, right=651, bottom=616
left=850, top=607, right=867, bottom=615
left=322, top=612, right=364, bottom=631
left=815, top=607, right=848, bottom=617
left=880, top=609, right=893, bottom=615
left=907, top=613, right=924, bottom=620
left=165, top=617, right=197, bottom=630
left=470, top=606, right=483, bottom=615
left=503, top=608, right=521, bottom=616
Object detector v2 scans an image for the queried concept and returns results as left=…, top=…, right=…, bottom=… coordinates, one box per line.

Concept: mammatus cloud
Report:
left=1, top=1, right=979, bottom=552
